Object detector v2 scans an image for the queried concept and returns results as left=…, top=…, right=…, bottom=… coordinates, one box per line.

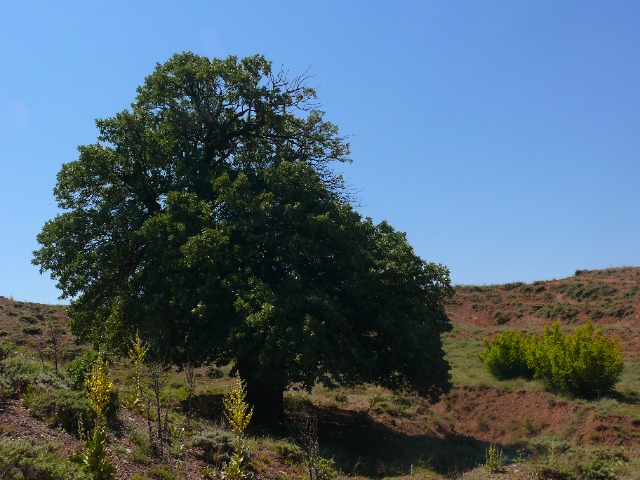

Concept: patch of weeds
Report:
left=476, top=416, right=489, bottom=432
left=149, top=463, right=181, bottom=480
left=19, top=315, right=38, bottom=324
left=275, top=442, right=305, bottom=466
left=190, top=429, right=235, bottom=465
left=22, top=326, right=42, bottom=335
left=485, top=443, right=506, bottom=473
left=205, top=365, right=225, bottom=379
left=0, top=436, right=86, bottom=479
left=0, top=352, right=44, bottom=395
left=368, top=392, right=384, bottom=412
left=524, top=416, right=547, bottom=436
left=577, top=459, right=619, bottom=480
left=25, top=387, right=96, bottom=436
left=535, top=303, right=579, bottom=321
left=130, top=430, right=151, bottom=464
left=333, top=391, right=348, bottom=403
left=493, top=311, right=510, bottom=325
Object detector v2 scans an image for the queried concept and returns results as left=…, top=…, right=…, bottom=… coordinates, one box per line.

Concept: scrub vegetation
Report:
left=0, top=267, right=640, bottom=478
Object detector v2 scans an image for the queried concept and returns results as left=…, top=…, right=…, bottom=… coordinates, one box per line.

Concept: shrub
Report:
left=479, top=331, right=535, bottom=380
left=493, top=311, right=510, bottom=325
left=65, top=349, right=100, bottom=390
left=190, top=430, right=235, bottom=464
left=25, top=387, right=96, bottom=436
left=22, top=326, right=42, bottom=335
left=0, top=340, right=16, bottom=360
left=530, top=322, right=623, bottom=398
left=0, top=353, right=43, bottom=396
left=0, top=377, right=12, bottom=403
left=20, top=315, right=38, bottom=324
left=0, top=437, right=86, bottom=479
left=483, top=322, right=624, bottom=399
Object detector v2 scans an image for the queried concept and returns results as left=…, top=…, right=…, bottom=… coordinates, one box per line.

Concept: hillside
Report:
left=0, top=267, right=638, bottom=479
left=449, top=267, right=640, bottom=328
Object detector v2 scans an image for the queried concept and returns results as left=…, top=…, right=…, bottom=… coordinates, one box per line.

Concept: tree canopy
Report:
left=34, top=53, right=453, bottom=420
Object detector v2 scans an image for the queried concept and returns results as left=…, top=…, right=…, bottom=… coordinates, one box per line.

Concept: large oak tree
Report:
left=34, top=53, right=453, bottom=420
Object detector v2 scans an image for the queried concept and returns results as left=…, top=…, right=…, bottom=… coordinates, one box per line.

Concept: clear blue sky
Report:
left=2, top=1, right=639, bottom=304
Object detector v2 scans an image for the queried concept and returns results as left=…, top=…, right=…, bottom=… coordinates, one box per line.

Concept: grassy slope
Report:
left=0, top=266, right=638, bottom=479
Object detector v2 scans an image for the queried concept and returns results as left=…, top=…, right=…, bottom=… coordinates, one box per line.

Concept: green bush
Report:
left=22, top=326, right=42, bottom=335
left=25, top=387, right=96, bottom=436
left=0, top=377, right=13, bottom=403
left=529, top=322, right=623, bottom=398
left=0, top=437, right=86, bottom=479
left=190, top=430, right=235, bottom=465
left=0, top=353, right=43, bottom=396
left=481, top=322, right=624, bottom=398
left=65, top=349, right=100, bottom=390
left=479, top=330, right=535, bottom=380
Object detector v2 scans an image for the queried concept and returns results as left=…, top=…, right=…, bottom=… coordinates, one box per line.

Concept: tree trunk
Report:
left=237, top=369, right=285, bottom=422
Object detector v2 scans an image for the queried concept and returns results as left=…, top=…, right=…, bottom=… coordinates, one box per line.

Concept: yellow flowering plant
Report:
left=221, top=377, right=254, bottom=479
left=76, top=354, right=116, bottom=479
left=127, top=331, right=148, bottom=409
left=224, top=377, right=253, bottom=437
left=85, top=356, right=113, bottom=416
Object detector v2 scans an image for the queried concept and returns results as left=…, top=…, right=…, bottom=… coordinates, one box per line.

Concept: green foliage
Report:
left=34, top=52, right=453, bottom=420
left=493, top=311, right=510, bottom=325
left=24, top=387, right=96, bottom=436
left=74, top=416, right=116, bottom=480
left=21, top=326, right=42, bottom=335
left=484, top=443, right=506, bottom=473
left=481, top=322, right=624, bottom=398
left=0, top=437, right=86, bottom=479
left=148, top=464, right=177, bottom=480
left=534, top=303, right=579, bottom=321
left=19, top=315, right=38, bottom=324
left=557, top=282, right=618, bottom=302
left=479, top=331, right=535, bottom=380
left=529, top=322, right=623, bottom=398
left=190, top=430, right=235, bottom=465
left=0, top=352, right=44, bottom=396
left=577, top=459, right=619, bottom=480
left=65, top=349, right=100, bottom=390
